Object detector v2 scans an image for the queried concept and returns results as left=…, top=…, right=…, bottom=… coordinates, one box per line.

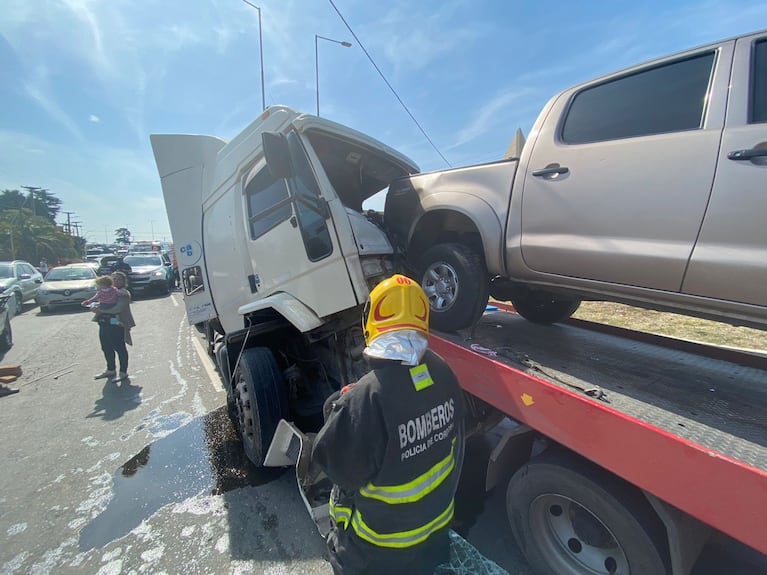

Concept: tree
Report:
left=0, top=189, right=78, bottom=263
left=0, top=188, right=61, bottom=224
left=115, top=227, right=131, bottom=244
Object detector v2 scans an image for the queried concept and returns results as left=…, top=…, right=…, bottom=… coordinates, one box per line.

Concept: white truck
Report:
left=151, top=106, right=422, bottom=465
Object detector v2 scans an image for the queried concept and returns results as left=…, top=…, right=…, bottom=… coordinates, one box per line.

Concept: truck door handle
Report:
left=532, top=165, right=569, bottom=177
left=727, top=148, right=767, bottom=161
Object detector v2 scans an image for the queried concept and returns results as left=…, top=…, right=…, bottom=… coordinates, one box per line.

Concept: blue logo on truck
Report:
left=178, top=241, right=202, bottom=266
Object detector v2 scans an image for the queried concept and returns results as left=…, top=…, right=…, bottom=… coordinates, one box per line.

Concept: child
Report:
left=82, top=276, right=120, bottom=308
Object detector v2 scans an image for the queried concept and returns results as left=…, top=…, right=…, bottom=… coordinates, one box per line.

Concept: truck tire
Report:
left=511, top=292, right=580, bottom=324
left=506, top=451, right=670, bottom=575
left=232, top=347, right=288, bottom=466
left=419, top=243, right=488, bottom=332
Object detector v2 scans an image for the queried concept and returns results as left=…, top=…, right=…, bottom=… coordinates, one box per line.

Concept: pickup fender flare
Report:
left=408, top=191, right=505, bottom=276
left=238, top=293, right=324, bottom=333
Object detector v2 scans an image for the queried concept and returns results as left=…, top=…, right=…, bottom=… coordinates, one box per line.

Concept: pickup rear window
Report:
left=562, top=52, right=716, bottom=144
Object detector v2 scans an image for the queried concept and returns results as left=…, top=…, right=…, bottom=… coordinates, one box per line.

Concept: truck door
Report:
left=242, top=130, right=357, bottom=318
left=519, top=42, right=733, bottom=292
left=682, top=34, right=767, bottom=307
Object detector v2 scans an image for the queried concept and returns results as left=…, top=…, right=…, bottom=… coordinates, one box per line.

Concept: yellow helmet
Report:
left=363, top=274, right=429, bottom=345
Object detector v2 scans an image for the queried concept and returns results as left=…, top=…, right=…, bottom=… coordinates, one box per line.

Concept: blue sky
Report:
left=1, top=0, right=765, bottom=243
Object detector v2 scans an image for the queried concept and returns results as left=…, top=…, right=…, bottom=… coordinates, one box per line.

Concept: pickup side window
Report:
left=562, top=51, right=716, bottom=144
left=752, top=39, right=767, bottom=124
left=244, top=167, right=292, bottom=240
left=286, top=132, right=333, bottom=262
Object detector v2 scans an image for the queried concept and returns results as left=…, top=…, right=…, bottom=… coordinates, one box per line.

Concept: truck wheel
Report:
left=0, top=317, right=12, bottom=351
left=233, top=347, right=288, bottom=466
left=506, top=451, right=670, bottom=575
left=419, top=243, right=488, bottom=332
left=511, top=292, right=580, bottom=324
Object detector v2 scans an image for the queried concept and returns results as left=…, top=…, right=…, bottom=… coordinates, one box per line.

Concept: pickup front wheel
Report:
left=419, top=243, right=488, bottom=332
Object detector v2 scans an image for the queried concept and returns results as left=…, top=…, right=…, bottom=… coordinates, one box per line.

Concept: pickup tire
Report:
left=233, top=347, right=288, bottom=466
left=506, top=450, right=670, bottom=575
left=511, top=292, right=580, bottom=324
left=419, top=243, right=488, bottom=332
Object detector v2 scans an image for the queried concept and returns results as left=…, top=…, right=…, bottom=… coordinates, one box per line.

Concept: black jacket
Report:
left=312, top=349, right=464, bottom=574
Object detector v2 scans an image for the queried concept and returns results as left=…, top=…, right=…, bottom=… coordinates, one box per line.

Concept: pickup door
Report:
left=519, top=40, right=734, bottom=292
left=682, top=33, right=767, bottom=307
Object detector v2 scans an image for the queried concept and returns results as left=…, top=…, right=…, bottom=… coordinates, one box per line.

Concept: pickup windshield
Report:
left=0, top=265, right=13, bottom=279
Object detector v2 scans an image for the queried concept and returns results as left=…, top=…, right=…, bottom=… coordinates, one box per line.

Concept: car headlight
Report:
left=153, top=270, right=165, bottom=277
left=38, top=288, right=49, bottom=295
left=87, top=285, right=98, bottom=291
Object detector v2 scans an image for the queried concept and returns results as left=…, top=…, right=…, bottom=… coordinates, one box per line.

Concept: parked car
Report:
left=122, top=252, right=174, bottom=295
left=0, top=260, right=44, bottom=316
left=0, top=293, right=13, bottom=351
left=35, top=264, right=98, bottom=312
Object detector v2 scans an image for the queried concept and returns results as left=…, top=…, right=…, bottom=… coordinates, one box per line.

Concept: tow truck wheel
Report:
left=506, top=451, right=670, bottom=575
left=419, top=243, right=488, bottom=332
left=510, top=291, right=581, bottom=324
left=232, top=347, right=288, bottom=466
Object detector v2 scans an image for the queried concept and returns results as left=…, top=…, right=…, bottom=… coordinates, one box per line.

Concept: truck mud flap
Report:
left=264, top=419, right=333, bottom=536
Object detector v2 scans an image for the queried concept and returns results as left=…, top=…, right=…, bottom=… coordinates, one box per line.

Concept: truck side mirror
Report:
left=262, top=132, right=293, bottom=179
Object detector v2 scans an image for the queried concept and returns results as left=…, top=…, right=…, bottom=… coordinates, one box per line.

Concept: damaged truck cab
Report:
left=151, top=106, right=419, bottom=464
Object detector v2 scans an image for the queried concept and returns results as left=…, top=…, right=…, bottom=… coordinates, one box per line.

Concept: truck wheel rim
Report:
left=529, top=494, right=629, bottom=574
left=234, top=379, right=256, bottom=446
left=422, top=262, right=458, bottom=312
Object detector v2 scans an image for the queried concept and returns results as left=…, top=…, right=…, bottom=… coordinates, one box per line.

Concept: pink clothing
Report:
left=85, top=287, right=120, bottom=307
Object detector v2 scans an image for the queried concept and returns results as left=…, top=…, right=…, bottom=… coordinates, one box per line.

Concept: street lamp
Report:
left=241, top=0, right=266, bottom=111
left=315, top=34, right=352, bottom=117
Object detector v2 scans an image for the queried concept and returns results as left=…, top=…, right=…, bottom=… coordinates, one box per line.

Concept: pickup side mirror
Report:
left=262, top=132, right=293, bottom=179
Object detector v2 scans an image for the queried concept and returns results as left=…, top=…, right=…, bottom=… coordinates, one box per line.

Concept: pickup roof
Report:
left=385, top=29, right=767, bottom=332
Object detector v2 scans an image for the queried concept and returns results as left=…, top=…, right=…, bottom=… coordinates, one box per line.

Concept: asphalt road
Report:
left=1, top=294, right=764, bottom=575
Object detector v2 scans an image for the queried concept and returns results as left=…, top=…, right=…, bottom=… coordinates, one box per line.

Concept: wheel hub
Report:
left=422, top=263, right=458, bottom=311
left=530, top=494, right=629, bottom=574
left=234, top=379, right=255, bottom=442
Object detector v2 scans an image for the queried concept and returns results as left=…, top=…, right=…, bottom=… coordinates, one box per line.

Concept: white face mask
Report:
left=363, top=330, right=429, bottom=366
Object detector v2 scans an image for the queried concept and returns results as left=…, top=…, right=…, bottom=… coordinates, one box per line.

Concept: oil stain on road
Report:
left=79, top=406, right=283, bottom=551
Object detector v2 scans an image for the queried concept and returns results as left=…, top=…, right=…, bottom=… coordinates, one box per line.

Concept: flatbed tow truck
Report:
left=270, top=305, right=766, bottom=574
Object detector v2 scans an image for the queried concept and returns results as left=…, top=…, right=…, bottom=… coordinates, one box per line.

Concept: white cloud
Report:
left=89, top=115, right=100, bottom=123
left=450, top=89, right=534, bottom=150
left=23, top=65, right=83, bottom=141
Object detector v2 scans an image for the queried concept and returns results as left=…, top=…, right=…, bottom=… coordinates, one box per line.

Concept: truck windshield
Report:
left=0, top=265, right=13, bottom=279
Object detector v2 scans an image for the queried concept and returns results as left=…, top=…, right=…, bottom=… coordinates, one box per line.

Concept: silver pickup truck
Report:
left=385, top=29, right=767, bottom=332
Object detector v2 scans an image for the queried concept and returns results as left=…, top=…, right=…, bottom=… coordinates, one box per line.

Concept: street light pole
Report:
left=315, top=34, right=352, bottom=117
left=241, top=0, right=266, bottom=111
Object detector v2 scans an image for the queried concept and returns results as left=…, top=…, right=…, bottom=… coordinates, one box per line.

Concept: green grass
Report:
left=572, top=302, right=766, bottom=352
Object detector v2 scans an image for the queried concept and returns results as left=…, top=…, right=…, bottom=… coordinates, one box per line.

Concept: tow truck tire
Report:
left=510, top=292, right=581, bottom=324
left=419, top=243, right=488, bottom=332
left=233, top=347, right=288, bottom=467
left=506, top=451, right=670, bottom=575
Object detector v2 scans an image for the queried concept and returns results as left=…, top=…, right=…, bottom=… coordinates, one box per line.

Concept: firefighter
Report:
left=311, top=274, right=465, bottom=575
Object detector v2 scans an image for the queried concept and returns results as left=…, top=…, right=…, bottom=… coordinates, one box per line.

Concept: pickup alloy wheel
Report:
left=419, top=243, right=488, bottom=332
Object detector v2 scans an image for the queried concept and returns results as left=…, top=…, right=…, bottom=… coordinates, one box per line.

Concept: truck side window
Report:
left=245, top=167, right=292, bottom=240
left=286, top=132, right=333, bottom=262
left=562, top=52, right=716, bottom=144
left=752, top=39, right=767, bottom=124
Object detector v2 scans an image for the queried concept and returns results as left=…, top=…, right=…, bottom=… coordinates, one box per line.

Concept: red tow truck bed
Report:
left=431, top=309, right=767, bottom=555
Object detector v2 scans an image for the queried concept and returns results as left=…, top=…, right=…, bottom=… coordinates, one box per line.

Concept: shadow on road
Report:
left=86, top=378, right=143, bottom=421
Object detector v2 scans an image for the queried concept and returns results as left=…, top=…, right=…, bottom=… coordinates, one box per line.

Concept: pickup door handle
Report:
left=532, top=165, right=569, bottom=177
left=727, top=148, right=767, bottom=161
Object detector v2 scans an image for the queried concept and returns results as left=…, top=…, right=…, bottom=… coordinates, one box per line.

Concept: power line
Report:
left=326, top=0, right=451, bottom=168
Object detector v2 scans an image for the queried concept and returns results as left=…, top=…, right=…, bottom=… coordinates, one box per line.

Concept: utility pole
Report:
left=62, top=211, right=75, bottom=235
left=20, top=186, right=47, bottom=217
